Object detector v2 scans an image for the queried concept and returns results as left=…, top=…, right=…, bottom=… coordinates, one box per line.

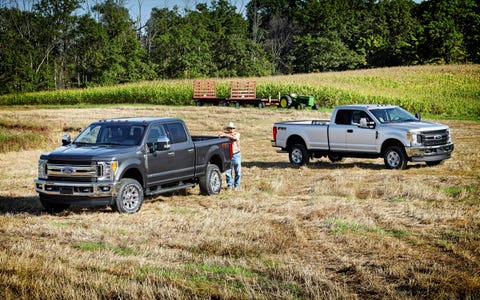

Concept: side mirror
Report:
left=415, top=113, right=422, bottom=121
left=62, top=134, right=71, bottom=146
left=359, top=118, right=375, bottom=129
left=156, top=136, right=171, bottom=151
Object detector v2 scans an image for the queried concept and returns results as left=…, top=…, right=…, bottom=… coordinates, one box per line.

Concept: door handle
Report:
left=347, top=129, right=353, bottom=133
left=167, top=151, right=175, bottom=157
left=188, top=148, right=194, bottom=153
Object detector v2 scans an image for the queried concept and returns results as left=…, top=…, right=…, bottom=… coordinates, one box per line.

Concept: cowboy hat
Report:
left=225, top=122, right=236, bottom=129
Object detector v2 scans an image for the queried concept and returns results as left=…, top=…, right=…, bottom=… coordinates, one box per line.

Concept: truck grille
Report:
left=46, top=160, right=99, bottom=182
left=419, top=130, right=449, bottom=146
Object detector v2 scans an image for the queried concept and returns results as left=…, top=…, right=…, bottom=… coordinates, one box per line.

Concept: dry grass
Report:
left=0, top=105, right=479, bottom=299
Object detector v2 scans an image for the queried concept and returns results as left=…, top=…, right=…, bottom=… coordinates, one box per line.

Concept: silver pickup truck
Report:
left=272, top=104, right=454, bottom=169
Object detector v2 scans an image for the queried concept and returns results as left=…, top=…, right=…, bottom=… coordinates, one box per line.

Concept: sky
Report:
left=125, top=0, right=423, bottom=25
left=124, top=0, right=248, bottom=24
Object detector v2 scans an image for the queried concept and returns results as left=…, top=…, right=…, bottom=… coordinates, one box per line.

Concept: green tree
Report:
left=91, top=0, right=155, bottom=84
left=291, top=34, right=364, bottom=72
left=417, top=0, right=468, bottom=63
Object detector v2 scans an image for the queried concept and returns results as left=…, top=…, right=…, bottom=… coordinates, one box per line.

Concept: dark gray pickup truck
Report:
left=34, top=117, right=232, bottom=213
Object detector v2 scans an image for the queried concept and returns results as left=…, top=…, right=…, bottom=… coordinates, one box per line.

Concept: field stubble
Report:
left=0, top=106, right=479, bottom=299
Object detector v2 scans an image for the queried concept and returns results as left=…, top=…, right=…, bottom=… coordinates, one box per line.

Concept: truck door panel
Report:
left=346, top=110, right=378, bottom=152
left=328, top=110, right=351, bottom=151
left=145, top=124, right=175, bottom=185
left=165, top=123, right=195, bottom=180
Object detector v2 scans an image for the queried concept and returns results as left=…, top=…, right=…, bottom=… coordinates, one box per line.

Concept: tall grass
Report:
left=0, top=65, right=478, bottom=119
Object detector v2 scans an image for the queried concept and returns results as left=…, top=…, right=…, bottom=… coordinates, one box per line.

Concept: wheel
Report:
left=328, top=153, right=343, bottom=163
left=296, top=103, right=305, bottom=110
left=235, top=102, right=241, bottom=108
left=223, top=101, right=230, bottom=107
left=279, top=95, right=292, bottom=108
left=289, top=144, right=309, bottom=166
left=113, top=178, right=144, bottom=213
left=426, top=160, right=443, bottom=166
left=257, top=101, right=265, bottom=108
left=199, top=164, right=222, bottom=195
left=384, top=146, right=408, bottom=169
left=39, top=194, right=70, bottom=213
left=312, top=103, right=318, bottom=110
left=196, top=101, right=203, bottom=106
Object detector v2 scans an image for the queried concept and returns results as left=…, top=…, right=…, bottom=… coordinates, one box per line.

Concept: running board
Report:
left=145, top=182, right=195, bottom=196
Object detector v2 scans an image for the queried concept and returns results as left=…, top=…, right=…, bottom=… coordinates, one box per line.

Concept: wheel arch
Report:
left=208, top=153, right=223, bottom=171
left=381, top=138, right=405, bottom=155
left=286, top=134, right=307, bottom=150
left=121, top=167, right=144, bottom=187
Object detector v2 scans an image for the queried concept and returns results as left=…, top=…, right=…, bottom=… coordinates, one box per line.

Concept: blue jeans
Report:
left=226, top=152, right=241, bottom=188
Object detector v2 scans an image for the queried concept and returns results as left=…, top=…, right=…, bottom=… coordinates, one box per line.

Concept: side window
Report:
left=351, top=110, right=372, bottom=125
left=165, top=123, right=188, bottom=144
left=334, top=110, right=353, bottom=125
left=146, top=124, right=166, bottom=145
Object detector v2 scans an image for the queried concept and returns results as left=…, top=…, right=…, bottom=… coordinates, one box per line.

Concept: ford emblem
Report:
left=61, top=167, right=75, bottom=174
left=434, top=135, right=442, bottom=140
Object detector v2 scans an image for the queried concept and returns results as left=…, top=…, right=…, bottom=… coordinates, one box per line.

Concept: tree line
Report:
left=0, top=0, right=478, bottom=94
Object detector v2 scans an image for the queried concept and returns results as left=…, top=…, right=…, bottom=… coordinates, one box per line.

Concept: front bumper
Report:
left=405, top=143, right=454, bottom=162
left=34, top=179, right=120, bottom=198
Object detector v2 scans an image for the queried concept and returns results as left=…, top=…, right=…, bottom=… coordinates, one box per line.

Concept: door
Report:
left=345, top=110, right=378, bottom=153
left=165, top=122, right=195, bottom=180
left=328, top=109, right=351, bottom=151
left=145, top=124, right=175, bottom=185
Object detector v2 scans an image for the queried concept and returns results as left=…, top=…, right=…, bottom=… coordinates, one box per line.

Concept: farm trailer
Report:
left=193, top=80, right=280, bottom=108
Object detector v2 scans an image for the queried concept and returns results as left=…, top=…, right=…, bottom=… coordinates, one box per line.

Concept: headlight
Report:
left=407, top=132, right=421, bottom=146
left=38, top=159, right=47, bottom=179
left=97, top=161, right=118, bottom=181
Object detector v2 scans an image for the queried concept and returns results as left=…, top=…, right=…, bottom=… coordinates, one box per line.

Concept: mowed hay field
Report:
left=0, top=105, right=479, bottom=299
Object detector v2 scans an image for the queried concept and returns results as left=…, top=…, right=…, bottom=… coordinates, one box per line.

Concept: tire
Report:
left=328, top=153, right=343, bottom=163
left=199, top=164, right=222, bottom=195
left=39, top=194, right=70, bottom=213
left=257, top=101, right=265, bottom=108
left=235, top=102, right=241, bottom=108
left=312, top=103, right=318, bottom=110
left=426, top=160, right=443, bottom=166
left=289, top=144, right=309, bottom=166
left=196, top=101, right=203, bottom=107
left=296, top=103, right=305, bottom=110
left=113, top=178, right=144, bottom=214
left=279, top=95, right=292, bottom=108
left=384, top=146, right=408, bottom=169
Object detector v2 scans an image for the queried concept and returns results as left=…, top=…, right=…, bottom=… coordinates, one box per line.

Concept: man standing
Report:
left=220, top=122, right=241, bottom=189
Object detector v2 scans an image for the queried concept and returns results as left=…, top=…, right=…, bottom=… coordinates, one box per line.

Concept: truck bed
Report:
left=275, top=120, right=330, bottom=126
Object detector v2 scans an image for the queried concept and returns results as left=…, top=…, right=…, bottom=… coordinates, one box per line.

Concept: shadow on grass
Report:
left=0, top=195, right=43, bottom=215
left=243, top=160, right=427, bottom=170
left=0, top=195, right=115, bottom=215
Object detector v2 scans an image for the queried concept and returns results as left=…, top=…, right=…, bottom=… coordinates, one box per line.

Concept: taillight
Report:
left=272, top=126, right=277, bottom=141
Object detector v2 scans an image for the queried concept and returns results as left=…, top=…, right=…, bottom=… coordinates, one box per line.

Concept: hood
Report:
left=42, top=144, right=137, bottom=161
left=383, top=121, right=448, bottom=132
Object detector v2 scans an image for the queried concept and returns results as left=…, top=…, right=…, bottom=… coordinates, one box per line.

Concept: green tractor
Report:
left=279, top=94, right=318, bottom=110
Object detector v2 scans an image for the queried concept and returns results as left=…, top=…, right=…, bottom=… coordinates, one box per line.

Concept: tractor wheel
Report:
left=279, top=95, right=292, bottom=108
left=296, top=103, right=305, bottom=110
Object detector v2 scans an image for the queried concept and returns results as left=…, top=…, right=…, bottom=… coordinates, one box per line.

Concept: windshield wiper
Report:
left=97, top=142, right=123, bottom=146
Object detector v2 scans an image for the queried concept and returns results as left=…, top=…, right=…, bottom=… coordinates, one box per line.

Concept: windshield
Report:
left=74, top=123, right=146, bottom=146
left=370, top=107, right=418, bottom=123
